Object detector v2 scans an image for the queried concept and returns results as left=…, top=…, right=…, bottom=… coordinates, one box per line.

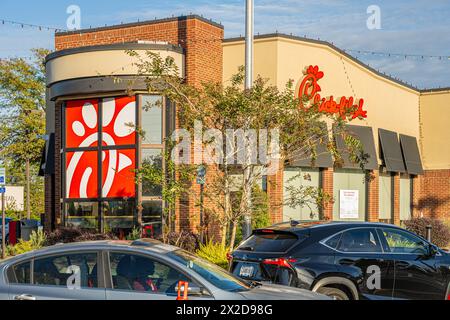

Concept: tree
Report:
left=128, top=51, right=366, bottom=249
left=0, top=49, right=50, bottom=219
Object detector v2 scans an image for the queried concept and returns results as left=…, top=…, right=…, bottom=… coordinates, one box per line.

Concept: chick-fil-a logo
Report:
left=298, top=65, right=368, bottom=120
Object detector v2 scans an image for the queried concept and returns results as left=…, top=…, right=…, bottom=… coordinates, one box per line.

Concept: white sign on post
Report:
left=339, top=190, right=359, bottom=219
left=0, top=168, right=5, bottom=186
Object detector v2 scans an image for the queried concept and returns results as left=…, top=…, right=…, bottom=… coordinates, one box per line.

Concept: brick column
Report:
left=367, top=171, right=379, bottom=222
left=268, top=162, right=284, bottom=224
left=321, top=168, right=334, bottom=221
left=393, top=174, right=401, bottom=225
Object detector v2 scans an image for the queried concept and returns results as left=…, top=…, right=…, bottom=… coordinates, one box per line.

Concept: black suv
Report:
left=230, top=222, right=450, bottom=300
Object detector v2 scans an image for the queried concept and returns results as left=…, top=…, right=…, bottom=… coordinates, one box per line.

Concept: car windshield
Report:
left=168, top=250, right=250, bottom=292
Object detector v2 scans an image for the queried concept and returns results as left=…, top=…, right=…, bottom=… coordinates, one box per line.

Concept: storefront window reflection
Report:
left=66, top=202, right=99, bottom=230
left=142, top=200, right=163, bottom=237
left=102, top=200, right=136, bottom=233
left=142, top=149, right=163, bottom=197
left=141, top=95, right=163, bottom=145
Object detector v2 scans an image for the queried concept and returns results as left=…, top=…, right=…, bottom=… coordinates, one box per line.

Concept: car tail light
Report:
left=226, top=252, right=233, bottom=262
left=447, top=294, right=450, bottom=301
left=263, top=258, right=296, bottom=268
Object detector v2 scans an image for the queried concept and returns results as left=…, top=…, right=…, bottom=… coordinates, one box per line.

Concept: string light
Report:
left=1, top=17, right=449, bottom=62
left=0, top=18, right=67, bottom=32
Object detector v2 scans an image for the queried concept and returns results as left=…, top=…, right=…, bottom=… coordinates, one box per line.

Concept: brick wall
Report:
left=54, top=15, right=224, bottom=87
left=367, top=171, right=380, bottom=222
left=413, top=170, right=450, bottom=222
left=267, top=163, right=284, bottom=224
left=321, top=168, right=334, bottom=220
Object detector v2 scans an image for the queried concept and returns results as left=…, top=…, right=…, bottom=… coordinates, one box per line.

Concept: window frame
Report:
left=61, top=94, right=171, bottom=234
left=377, top=227, right=431, bottom=255
left=7, top=250, right=104, bottom=289
left=320, top=227, right=384, bottom=254
left=104, top=250, right=211, bottom=297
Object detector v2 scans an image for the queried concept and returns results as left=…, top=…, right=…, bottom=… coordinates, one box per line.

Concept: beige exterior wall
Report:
left=46, top=49, right=185, bottom=86
left=223, top=36, right=422, bottom=166
left=419, top=91, right=450, bottom=170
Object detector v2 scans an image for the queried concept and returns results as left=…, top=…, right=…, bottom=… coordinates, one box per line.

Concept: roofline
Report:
left=55, top=14, right=224, bottom=36
left=45, top=42, right=184, bottom=64
left=224, top=33, right=450, bottom=93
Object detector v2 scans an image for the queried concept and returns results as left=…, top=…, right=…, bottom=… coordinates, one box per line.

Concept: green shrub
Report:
left=30, top=229, right=47, bottom=248
left=404, top=217, right=450, bottom=249
left=196, top=240, right=229, bottom=269
left=126, top=227, right=142, bottom=240
left=5, top=230, right=47, bottom=257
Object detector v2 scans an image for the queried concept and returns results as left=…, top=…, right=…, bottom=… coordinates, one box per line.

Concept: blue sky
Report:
left=1, top=0, right=449, bottom=89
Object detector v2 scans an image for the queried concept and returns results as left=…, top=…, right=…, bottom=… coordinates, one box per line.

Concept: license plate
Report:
left=239, top=265, right=255, bottom=278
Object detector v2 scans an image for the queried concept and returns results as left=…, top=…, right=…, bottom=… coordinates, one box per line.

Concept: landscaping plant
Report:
left=196, top=240, right=229, bottom=269
left=404, top=217, right=450, bottom=249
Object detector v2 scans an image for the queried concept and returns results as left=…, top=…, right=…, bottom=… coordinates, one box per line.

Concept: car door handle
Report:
left=14, top=294, right=36, bottom=301
left=396, top=261, right=411, bottom=270
left=339, top=258, right=356, bottom=266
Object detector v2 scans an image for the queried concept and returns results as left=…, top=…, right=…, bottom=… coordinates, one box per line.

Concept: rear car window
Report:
left=237, top=231, right=299, bottom=253
left=8, top=261, right=31, bottom=284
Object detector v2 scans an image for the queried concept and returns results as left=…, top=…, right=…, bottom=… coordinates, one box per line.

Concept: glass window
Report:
left=337, top=228, right=382, bottom=253
left=66, top=151, right=98, bottom=199
left=102, top=148, right=136, bottom=198
left=141, top=95, right=163, bottom=145
left=381, top=228, right=428, bottom=255
left=283, top=167, right=321, bottom=221
left=400, top=174, right=412, bottom=221
left=102, top=96, right=136, bottom=146
left=108, top=253, right=190, bottom=294
left=141, top=149, right=163, bottom=197
left=237, top=231, right=299, bottom=253
left=65, top=99, right=99, bottom=149
left=379, top=172, right=393, bottom=221
left=66, top=202, right=99, bottom=230
left=168, top=250, right=250, bottom=292
left=33, top=253, right=98, bottom=288
left=333, top=169, right=367, bottom=221
left=324, top=233, right=342, bottom=250
left=9, top=261, right=31, bottom=284
left=142, top=201, right=163, bottom=238
left=103, top=200, right=135, bottom=231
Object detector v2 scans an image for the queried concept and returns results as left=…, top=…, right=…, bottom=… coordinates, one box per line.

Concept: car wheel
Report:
left=316, top=287, right=350, bottom=300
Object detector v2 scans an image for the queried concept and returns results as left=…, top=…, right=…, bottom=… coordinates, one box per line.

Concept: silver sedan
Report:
left=0, top=239, right=328, bottom=300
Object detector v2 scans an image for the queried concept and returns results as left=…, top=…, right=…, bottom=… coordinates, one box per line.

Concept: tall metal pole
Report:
left=1, top=192, right=5, bottom=260
left=242, top=0, right=254, bottom=240
left=245, top=0, right=254, bottom=90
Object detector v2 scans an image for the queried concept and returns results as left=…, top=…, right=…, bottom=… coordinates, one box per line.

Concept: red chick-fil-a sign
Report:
left=298, top=65, right=367, bottom=120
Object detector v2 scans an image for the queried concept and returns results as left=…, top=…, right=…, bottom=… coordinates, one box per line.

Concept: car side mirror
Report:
left=428, top=244, right=439, bottom=257
left=176, top=281, right=204, bottom=298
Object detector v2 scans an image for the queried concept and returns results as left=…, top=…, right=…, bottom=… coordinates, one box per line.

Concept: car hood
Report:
left=238, top=283, right=330, bottom=300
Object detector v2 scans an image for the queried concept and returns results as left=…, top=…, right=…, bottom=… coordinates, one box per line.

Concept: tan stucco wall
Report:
left=46, top=49, right=185, bottom=86
left=419, top=91, right=450, bottom=169
left=223, top=36, right=422, bottom=166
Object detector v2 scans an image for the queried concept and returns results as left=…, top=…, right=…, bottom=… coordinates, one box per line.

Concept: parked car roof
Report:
left=260, top=221, right=404, bottom=235
left=0, top=239, right=179, bottom=265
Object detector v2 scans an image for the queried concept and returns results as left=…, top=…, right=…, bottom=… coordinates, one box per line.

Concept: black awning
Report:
left=289, top=123, right=333, bottom=168
left=379, top=129, right=406, bottom=173
left=400, top=134, right=423, bottom=175
left=334, top=125, right=378, bottom=170
left=38, top=133, right=55, bottom=177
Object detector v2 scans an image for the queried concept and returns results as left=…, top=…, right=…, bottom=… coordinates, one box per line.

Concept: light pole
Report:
left=197, top=165, right=207, bottom=243
left=245, top=0, right=254, bottom=90
left=242, top=0, right=254, bottom=240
